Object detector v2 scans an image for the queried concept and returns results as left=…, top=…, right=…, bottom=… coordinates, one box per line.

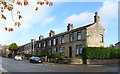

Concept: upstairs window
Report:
left=61, top=36, right=65, bottom=44
left=100, top=34, right=103, bottom=43
left=69, top=34, right=73, bottom=42
left=53, top=38, right=56, bottom=45
left=77, top=32, right=82, bottom=40
left=39, top=43, right=41, bottom=48
left=43, top=42, right=46, bottom=47
left=47, top=40, right=51, bottom=46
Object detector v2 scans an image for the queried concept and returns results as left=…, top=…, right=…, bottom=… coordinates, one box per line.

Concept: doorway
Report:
left=69, top=46, right=72, bottom=58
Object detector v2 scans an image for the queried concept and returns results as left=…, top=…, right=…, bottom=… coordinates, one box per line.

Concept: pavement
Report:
left=1, top=57, right=120, bottom=72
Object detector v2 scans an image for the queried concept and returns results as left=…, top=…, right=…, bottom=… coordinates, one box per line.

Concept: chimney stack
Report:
left=39, top=35, right=44, bottom=40
left=94, top=11, right=100, bottom=23
left=67, top=23, right=74, bottom=31
left=49, top=30, right=55, bottom=37
left=31, top=39, right=36, bottom=42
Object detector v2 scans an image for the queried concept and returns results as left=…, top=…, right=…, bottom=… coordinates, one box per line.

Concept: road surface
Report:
left=1, top=58, right=119, bottom=72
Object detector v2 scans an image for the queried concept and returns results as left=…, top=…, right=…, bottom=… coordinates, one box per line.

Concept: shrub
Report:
left=82, top=47, right=120, bottom=60
left=58, top=56, right=66, bottom=60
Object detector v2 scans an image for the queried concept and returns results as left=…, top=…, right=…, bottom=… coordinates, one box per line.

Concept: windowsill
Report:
left=77, top=39, right=83, bottom=41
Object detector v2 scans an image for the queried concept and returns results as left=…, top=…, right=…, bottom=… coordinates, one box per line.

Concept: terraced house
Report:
left=19, top=12, right=105, bottom=58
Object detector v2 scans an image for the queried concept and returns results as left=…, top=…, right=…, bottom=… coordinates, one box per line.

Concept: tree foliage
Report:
left=9, top=43, right=19, bottom=51
left=0, top=0, right=53, bottom=32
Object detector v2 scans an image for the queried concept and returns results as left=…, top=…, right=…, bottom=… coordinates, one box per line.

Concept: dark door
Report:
left=69, top=47, right=72, bottom=58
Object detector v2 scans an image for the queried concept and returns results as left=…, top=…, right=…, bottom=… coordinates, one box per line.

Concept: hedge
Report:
left=82, top=47, right=120, bottom=60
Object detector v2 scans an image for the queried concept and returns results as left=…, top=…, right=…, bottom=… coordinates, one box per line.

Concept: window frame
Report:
left=61, top=36, right=65, bottom=44
left=77, top=32, right=82, bottom=40
left=76, top=45, right=83, bottom=56
left=69, top=34, right=73, bottom=42
left=100, top=34, right=103, bottom=43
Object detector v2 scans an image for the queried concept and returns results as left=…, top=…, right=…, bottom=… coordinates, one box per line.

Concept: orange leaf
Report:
left=18, top=22, right=21, bottom=27
left=16, top=1, right=22, bottom=6
left=17, top=11, right=20, bottom=14
left=46, top=1, right=49, bottom=5
left=10, top=28, right=13, bottom=31
left=18, top=15, right=22, bottom=19
left=14, top=22, right=18, bottom=26
left=49, top=2, right=53, bottom=6
left=37, top=1, right=40, bottom=4
left=24, top=0, right=28, bottom=6
left=5, top=27, right=7, bottom=31
left=7, top=6, right=13, bottom=11
left=1, top=14, right=6, bottom=20
left=35, top=7, right=38, bottom=11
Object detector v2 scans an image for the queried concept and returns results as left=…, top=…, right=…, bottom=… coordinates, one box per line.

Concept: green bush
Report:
left=58, top=56, right=66, bottom=60
left=82, top=47, right=120, bottom=60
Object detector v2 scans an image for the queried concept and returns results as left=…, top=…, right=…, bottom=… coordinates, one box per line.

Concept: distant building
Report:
left=115, top=42, right=120, bottom=48
left=19, top=12, right=105, bottom=58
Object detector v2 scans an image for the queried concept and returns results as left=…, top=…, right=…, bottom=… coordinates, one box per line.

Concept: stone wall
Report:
left=49, top=58, right=83, bottom=64
left=86, top=59, right=119, bottom=65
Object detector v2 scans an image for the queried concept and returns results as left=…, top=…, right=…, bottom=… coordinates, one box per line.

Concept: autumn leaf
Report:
left=1, top=14, right=6, bottom=20
left=24, top=0, right=28, bottom=6
left=14, top=22, right=18, bottom=26
left=16, top=1, right=22, bottom=6
left=35, top=7, right=38, bottom=11
left=1, top=7, right=3, bottom=12
left=5, top=27, right=7, bottom=31
left=49, top=2, right=53, bottom=6
left=17, top=11, right=20, bottom=14
left=7, top=6, right=13, bottom=11
left=46, top=1, right=49, bottom=5
left=10, top=28, right=13, bottom=31
left=17, top=22, right=21, bottom=27
left=18, top=15, right=22, bottom=19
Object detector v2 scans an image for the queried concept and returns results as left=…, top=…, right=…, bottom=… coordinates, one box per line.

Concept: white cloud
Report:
left=64, top=1, right=118, bottom=27
left=64, top=12, right=94, bottom=26
left=99, top=1, right=118, bottom=27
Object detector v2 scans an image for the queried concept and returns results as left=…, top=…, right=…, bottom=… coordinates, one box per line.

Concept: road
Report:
left=1, top=58, right=119, bottom=72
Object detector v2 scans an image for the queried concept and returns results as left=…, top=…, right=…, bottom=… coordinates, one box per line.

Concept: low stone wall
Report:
left=49, top=58, right=83, bottom=64
left=86, top=59, right=119, bottom=65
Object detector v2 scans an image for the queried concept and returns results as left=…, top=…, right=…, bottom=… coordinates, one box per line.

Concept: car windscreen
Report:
left=32, top=57, right=40, bottom=60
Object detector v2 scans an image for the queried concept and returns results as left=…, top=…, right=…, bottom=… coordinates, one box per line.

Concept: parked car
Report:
left=14, top=55, right=22, bottom=60
left=29, top=57, right=42, bottom=63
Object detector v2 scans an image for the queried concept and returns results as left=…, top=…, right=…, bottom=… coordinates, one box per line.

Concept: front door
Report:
left=69, top=47, right=72, bottom=58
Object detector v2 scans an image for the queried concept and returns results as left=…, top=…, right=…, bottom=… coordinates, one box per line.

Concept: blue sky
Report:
left=0, top=1, right=118, bottom=47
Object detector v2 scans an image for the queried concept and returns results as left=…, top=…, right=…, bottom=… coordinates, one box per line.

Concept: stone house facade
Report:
left=19, top=12, right=105, bottom=58
left=115, top=42, right=120, bottom=48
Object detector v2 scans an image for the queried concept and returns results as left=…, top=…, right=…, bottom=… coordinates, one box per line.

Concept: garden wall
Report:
left=86, top=59, right=119, bottom=65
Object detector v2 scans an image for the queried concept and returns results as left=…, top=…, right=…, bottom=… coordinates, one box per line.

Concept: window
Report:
left=59, top=47, right=65, bottom=56
left=77, top=32, right=82, bottom=40
left=61, top=36, right=65, bottom=44
left=47, top=40, right=51, bottom=46
left=76, top=45, right=83, bottom=55
left=53, top=38, right=56, bottom=45
left=100, top=34, right=103, bottom=43
left=44, top=42, right=46, bottom=47
left=69, top=34, right=73, bottom=42
left=79, top=45, right=83, bottom=54
left=39, top=43, right=41, bottom=48
left=52, top=48, right=56, bottom=53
